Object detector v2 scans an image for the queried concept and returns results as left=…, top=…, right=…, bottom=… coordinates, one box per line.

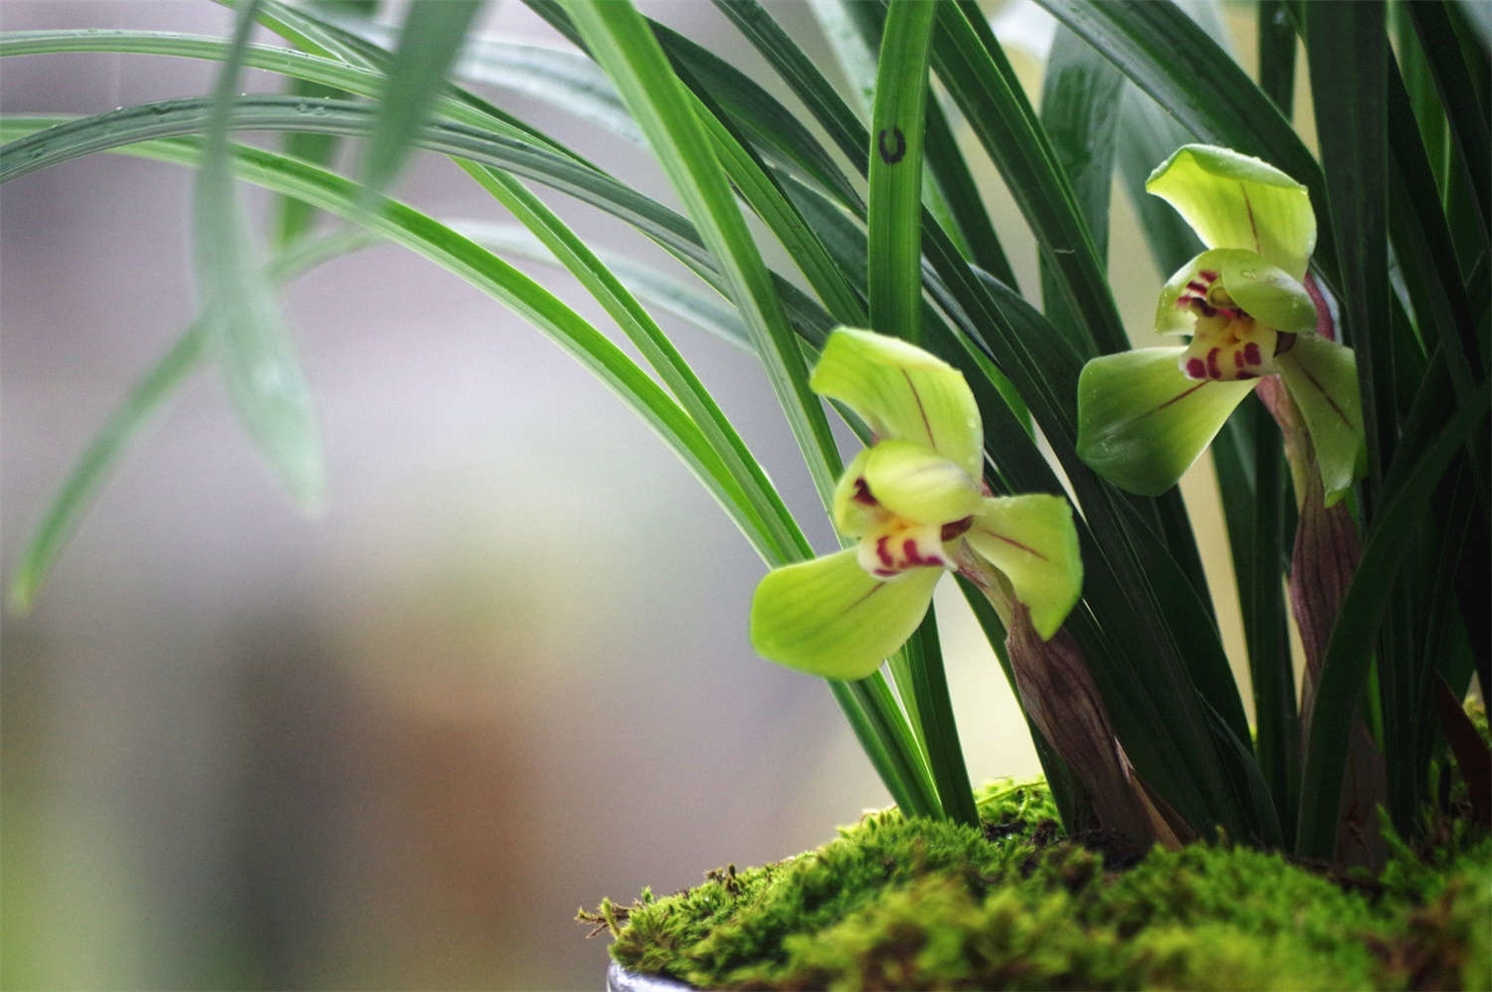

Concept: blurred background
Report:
left=1, top=2, right=1263, bottom=987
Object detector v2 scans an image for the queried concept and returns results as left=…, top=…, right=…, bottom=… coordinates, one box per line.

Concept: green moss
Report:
left=590, top=780, right=1491, bottom=990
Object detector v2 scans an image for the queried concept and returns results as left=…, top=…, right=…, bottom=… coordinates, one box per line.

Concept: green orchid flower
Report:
left=751, top=328, right=1082, bottom=681
left=1077, top=145, right=1366, bottom=505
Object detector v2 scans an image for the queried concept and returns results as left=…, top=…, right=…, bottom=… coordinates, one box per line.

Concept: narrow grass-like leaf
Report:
left=0, top=100, right=837, bottom=361
left=562, top=0, right=841, bottom=505
left=7, top=231, right=376, bottom=613
left=272, top=0, right=376, bottom=244
left=1386, top=62, right=1484, bottom=396
left=451, top=222, right=750, bottom=351
left=867, top=0, right=936, bottom=343
left=1257, top=0, right=1297, bottom=117
left=1296, top=383, right=1492, bottom=859
left=340, top=20, right=645, bottom=147
left=1307, top=2, right=1390, bottom=493
left=524, top=0, right=860, bottom=209
left=1406, top=2, right=1491, bottom=236
left=1039, top=26, right=1122, bottom=265
left=274, top=77, right=345, bottom=244
left=931, top=1, right=1125, bottom=357
left=8, top=126, right=803, bottom=575
left=194, top=0, right=323, bottom=508
left=1037, top=24, right=1122, bottom=348
left=1211, top=395, right=1296, bottom=836
left=355, top=0, right=482, bottom=198
left=901, top=612, right=978, bottom=828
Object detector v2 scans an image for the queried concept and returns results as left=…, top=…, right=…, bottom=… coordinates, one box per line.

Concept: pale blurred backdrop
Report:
left=1, top=2, right=1265, bottom=988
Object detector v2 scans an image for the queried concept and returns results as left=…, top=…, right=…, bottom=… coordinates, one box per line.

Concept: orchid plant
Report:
left=3, top=0, right=1487, bottom=881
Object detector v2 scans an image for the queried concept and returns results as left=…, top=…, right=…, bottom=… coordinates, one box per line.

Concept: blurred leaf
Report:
left=274, top=0, right=377, bottom=243
left=7, top=231, right=376, bottom=613
left=194, top=0, right=324, bottom=507
left=357, top=0, right=483, bottom=198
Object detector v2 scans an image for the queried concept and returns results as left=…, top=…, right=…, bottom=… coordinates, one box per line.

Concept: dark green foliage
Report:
left=599, top=780, right=1491, bottom=990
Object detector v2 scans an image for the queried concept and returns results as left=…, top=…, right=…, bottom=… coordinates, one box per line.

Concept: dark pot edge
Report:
left=606, top=959, right=697, bottom=992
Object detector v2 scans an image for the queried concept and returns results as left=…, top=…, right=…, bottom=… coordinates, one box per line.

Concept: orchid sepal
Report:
left=1077, top=348, right=1256, bottom=496
left=809, top=327, right=984, bottom=479
left=964, top=495, right=1083, bottom=640
left=1276, top=334, right=1366, bottom=505
left=1146, top=144, right=1316, bottom=279
left=749, top=548, right=942, bottom=681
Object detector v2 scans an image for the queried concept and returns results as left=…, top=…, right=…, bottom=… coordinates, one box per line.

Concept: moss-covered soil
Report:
left=584, top=781, right=1491, bottom=990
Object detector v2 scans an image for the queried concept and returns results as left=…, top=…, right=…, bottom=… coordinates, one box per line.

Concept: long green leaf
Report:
left=1406, top=1, right=1491, bottom=237
left=1257, top=0, right=1297, bottom=117
left=1038, top=25, right=1122, bottom=266
left=867, top=0, right=936, bottom=343
left=1307, top=2, right=1391, bottom=493
left=450, top=222, right=750, bottom=351
left=561, top=0, right=840, bottom=506
left=1211, top=395, right=1296, bottom=838
left=7, top=231, right=377, bottom=613
left=194, top=0, right=324, bottom=508
left=1, top=124, right=800, bottom=574
left=930, top=1, right=1126, bottom=357
left=523, top=0, right=860, bottom=209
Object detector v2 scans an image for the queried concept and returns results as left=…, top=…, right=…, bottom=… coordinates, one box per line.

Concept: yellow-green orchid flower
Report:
left=751, top=328, right=1082, bottom=681
left=1077, top=145, right=1366, bottom=505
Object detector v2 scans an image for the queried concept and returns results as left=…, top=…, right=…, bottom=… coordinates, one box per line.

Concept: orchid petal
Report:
left=831, top=448, right=877, bottom=537
left=1077, top=348, right=1256, bottom=495
left=811, top=328, right=984, bottom=479
left=1146, top=144, right=1316, bottom=280
left=1277, top=335, right=1366, bottom=505
left=750, top=549, right=942, bottom=681
left=1155, top=248, right=1315, bottom=337
left=965, top=495, right=1083, bottom=640
left=862, top=440, right=983, bottom=525
left=1219, top=251, right=1316, bottom=334
left=1155, top=248, right=1235, bottom=336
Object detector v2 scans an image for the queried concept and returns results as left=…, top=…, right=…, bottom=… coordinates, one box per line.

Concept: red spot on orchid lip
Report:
left=851, top=477, right=877, bottom=505
left=1244, top=342, right=1262, bottom=366
left=901, top=539, right=942, bottom=568
left=1196, top=301, right=1217, bottom=318
left=1236, top=372, right=1258, bottom=380
left=1186, top=358, right=1207, bottom=380
left=1186, top=280, right=1208, bottom=293
left=1198, top=269, right=1218, bottom=281
left=1206, top=347, right=1222, bottom=380
left=875, top=535, right=893, bottom=567
left=1234, top=350, right=1245, bottom=368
